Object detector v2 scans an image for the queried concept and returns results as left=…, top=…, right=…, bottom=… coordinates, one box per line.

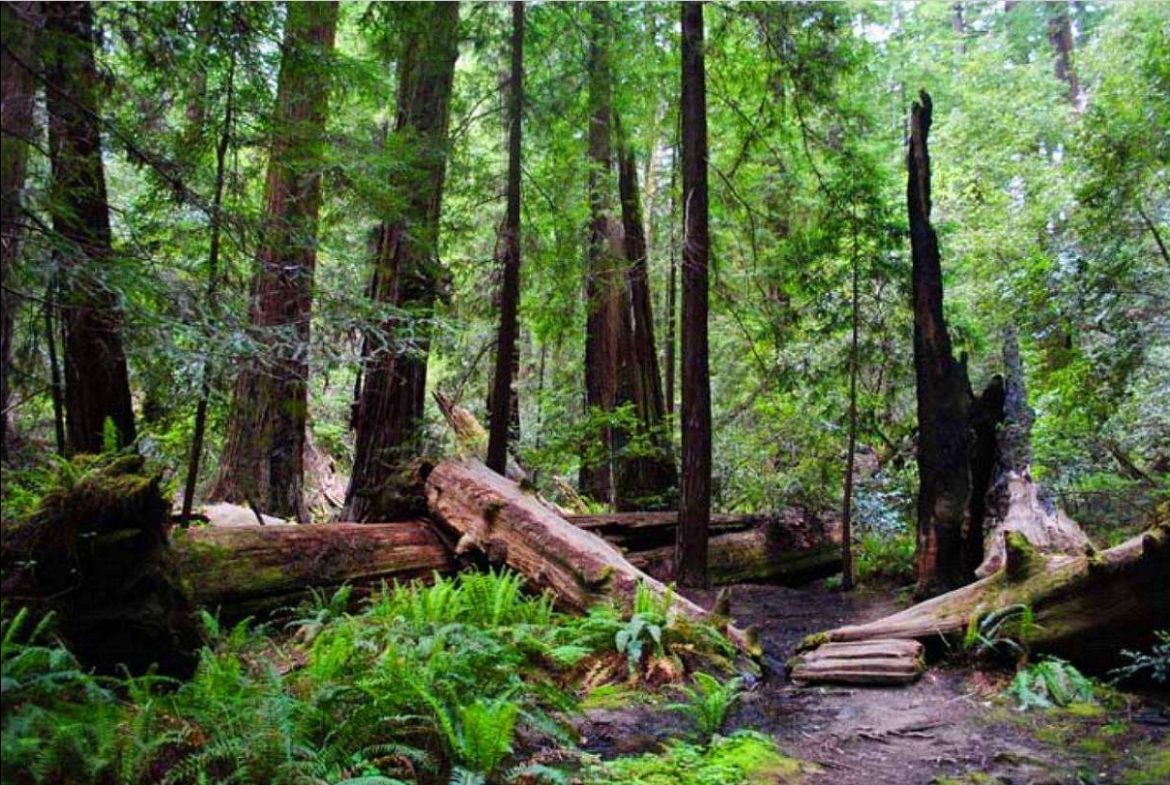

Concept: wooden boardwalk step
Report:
left=788, top=638, right=925, bottom=686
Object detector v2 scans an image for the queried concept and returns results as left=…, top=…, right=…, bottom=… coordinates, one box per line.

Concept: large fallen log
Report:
left=627, top=522, right=841, bottom=586
left=789, top=639, right=925, bottom=686
left=424, top=458, right=760, bottom=655
left=170, top=520, right=454, bottom=617
left=802, top=524, right=1169, bottom=670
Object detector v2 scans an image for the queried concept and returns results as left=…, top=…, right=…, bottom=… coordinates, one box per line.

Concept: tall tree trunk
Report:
left=1046, top=2, right=1081, bottom=107
left=951, top=3, right=966, bottom=57
left=615, top=119, right=677, bottom=510
left=675, top=1, right=712, bottom=588
left=665, top=143, right=678, bottom=417
left=580, top=2, right=624, bottom=506
left=181, top=50, right=236, bottom=524
left=344, top=2, right=460, bottom=522
left=487, top=2, right=524, bottom=476
left=907, top=91, right=973, bottom=599
left=208, top=2, right=338, bottom=521
left=1, top=1, right=40, bottom=461
left=42, top=1, right=136, bottom=454
left=841, top=205, right=860, bottom=591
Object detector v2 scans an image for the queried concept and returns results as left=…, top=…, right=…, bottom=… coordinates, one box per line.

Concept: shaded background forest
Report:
left=3, top=1, right=1167, bottom=551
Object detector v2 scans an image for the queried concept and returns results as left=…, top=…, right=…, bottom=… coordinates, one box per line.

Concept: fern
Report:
left=667, top=672, right=743, bottom=740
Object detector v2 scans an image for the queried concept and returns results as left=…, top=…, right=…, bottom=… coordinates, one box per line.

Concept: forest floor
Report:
left=577, top=583, right=1170, bottom=785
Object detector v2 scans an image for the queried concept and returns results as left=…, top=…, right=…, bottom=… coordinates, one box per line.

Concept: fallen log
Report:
left=424, top=458, right=760, bottom=656
left=802, top=524, right=1169, bottom=670
left=627, top=523, right=842, bottom=586
left=170, top=520, right=454, bottom=617
left=788, top=639, right=925, bottom=686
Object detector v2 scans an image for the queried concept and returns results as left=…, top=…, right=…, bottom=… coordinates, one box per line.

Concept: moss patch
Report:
left=583, top=731, right=806, bottom=785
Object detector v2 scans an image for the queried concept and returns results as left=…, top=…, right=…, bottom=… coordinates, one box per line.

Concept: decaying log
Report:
left=976, top=328, right=1091, bottom=577
left=626, top=519, right=842, bottom=586
left=424, top=458, right=759, bottom=655
left=789, top=639, right=925, bottom=686
left=170, top=520, right=454, bottom=617
left=803, top=524, right=1169, bottom=670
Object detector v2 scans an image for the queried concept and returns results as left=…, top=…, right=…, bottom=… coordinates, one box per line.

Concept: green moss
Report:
left=1064, top=701, right=1105, bottom=718
left=1076, top=737, right=1110, bottom=755
left=930, top=774, right=1003, bottom=785
left=796, top=632, right=830, bottom=652
left=1119, top=745, right=1170, bottom=785
left=583, top=731, right=805, bottom=785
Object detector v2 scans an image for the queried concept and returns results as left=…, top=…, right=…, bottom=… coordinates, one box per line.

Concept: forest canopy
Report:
left=3, top=0, right=1167, bottom=538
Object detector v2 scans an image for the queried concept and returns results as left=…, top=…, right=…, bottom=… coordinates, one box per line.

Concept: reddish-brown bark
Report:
left=209, top=2, right=338, bottom=521
left=1, top=2, right=40, bottom=460
left=344, top=3, right=460, bottom=522
left=676, top=1, right=712, bottom=588
left=487, top=2, right=524, bottom=477
left=615, top=128, right=677, bottom=510
left=43, top=1, right=136, bottom=454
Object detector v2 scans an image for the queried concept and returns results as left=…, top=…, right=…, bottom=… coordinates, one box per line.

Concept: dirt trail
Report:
left=580, top=583, right=1169, bottom=785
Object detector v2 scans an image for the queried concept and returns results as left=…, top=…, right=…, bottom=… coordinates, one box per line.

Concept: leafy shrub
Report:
left=1003, top=657, right=1096, bottom=711
left=854, top=531, right=916, bottom=585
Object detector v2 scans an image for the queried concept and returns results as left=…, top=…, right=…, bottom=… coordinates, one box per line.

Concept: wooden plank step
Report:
left=788, top=638, right=925, bottom=686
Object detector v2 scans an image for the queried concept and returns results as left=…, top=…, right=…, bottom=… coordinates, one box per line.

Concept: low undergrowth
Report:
left=580, top=731, right=803, bottom=785
left=1, top=572, right=744, bottom=785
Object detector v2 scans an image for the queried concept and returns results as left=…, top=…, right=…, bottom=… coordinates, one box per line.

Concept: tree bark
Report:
left=615, top=119, right=677, bottom=510
left=209, top=2, right=338, bottom=521
left=488, top=2, right=524, bottom=477
left=425, top=458, right=759, bottom=656
left=580, top=2, right=625, bottom=506
left=171, top=520, right=453, bottom=618
left=976, top=327, right=1091, bottom=576
left=907, top=91, right=973, bottom=598
left=676, top=1, right=712, bottom=588
left=1, top=1, right=40, bottom=461
left=1046, top=2, right=1082, bottom=107
left=344, top=3, right=460, bottom=522
left=43, top=1, right=137, bottom=454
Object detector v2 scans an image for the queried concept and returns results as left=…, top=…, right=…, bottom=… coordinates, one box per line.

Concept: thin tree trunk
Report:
left=615, top=117, right=677, bottom=510
left=675, top=1, right=712, bottom=589
left=1, top=1, right=40, bottom=461
left=580, top=2, right=623, bottom=506
left=951, top=3, right=966, bottom=57
left=345, top=2, right=460, bottom=522
left=488, top=2, right=524, bottom=476
left=44, top=279, right=65, bottom=456
left=43, top=1, right=136, bottom=455
left=665, top=144, right=678, bottom=417
left=907, top=91, right=973, bottom=599
left=840, top=204, right=860, bottom=592
left=181, top=51, right=236, bottom=524
left=209, top=2, right=338, bottom=521
left=1046, top=2, right=1082, bottom=107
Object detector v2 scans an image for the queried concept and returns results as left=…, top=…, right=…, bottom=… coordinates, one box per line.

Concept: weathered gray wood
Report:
left=789, top=638, right=925, bottom=686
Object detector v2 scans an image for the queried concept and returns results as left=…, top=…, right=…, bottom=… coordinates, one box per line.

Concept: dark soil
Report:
left=577, top=582, right=1169, bottom=785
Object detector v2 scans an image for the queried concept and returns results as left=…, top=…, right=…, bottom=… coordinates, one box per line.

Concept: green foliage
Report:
left=854, top=531, right=916, bottom=586
left=2, top=571, right=743, bottom=783
left=1110, top=630, right=1170, bottom=686
left=1003, top=658, right=1097, bottom=711
left=581, top=731, right=801, bottom=785
left=962, top=604, right=1039, bottom=661
left=667, top=672, right=744, bottom=741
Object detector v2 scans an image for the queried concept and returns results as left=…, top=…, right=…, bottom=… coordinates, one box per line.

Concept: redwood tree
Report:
left=1, top=2, right=40, bottom=460
left=208, top=1, right=338, bottom=521
left=580, top=2, right=625, bottom=505
left=675, top=1, right=712, bottom=588
left=344, top=2, right=460, bottom=522
left=43, top=1, right=136, bottom=454
left=487, top=1, right=524, bottom=476
left=615, top=127, right=677, bottom=510
left=907, top=91, right=973, bottom=598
